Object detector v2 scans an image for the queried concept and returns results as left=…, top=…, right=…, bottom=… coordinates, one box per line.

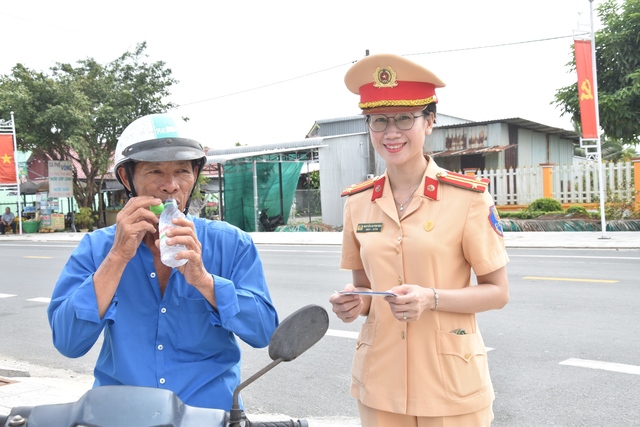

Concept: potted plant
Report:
left=75, top=207, right=97, bottom=232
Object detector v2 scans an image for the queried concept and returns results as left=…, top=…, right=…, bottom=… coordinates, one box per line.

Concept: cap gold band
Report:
left=359, top=95, right=437, bottom=110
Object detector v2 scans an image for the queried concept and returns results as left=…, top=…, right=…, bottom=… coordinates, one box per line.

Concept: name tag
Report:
left=356, top=223, right=383, bottom=233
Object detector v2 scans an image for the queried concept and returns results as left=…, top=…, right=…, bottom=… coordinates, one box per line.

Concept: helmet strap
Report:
left=123, top=163, right=138, bottom=198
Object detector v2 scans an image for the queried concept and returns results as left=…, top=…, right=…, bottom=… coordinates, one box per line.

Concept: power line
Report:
left=177, top=34, right=588, bottom=108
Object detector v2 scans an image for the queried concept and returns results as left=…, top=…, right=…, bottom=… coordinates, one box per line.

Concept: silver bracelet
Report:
left=430, top=288, right=439, bottom=311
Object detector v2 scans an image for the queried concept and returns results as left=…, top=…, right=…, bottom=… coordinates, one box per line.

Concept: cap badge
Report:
left=373, top=66, right=398, bottom=88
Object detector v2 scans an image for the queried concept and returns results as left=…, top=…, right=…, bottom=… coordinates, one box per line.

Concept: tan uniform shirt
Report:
left=340, top=157, right=509, bottom=417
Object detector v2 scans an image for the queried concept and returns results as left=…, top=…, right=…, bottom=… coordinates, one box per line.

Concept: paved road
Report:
left=1, top=236, right=639, bottom=426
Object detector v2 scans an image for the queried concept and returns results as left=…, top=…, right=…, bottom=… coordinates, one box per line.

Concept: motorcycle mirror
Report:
left=229, top=304, right=329, bottom=425
left=268, top=304, right=329, bottom=362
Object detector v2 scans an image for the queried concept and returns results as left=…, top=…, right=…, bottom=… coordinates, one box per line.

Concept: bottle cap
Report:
left=150, top=203, right=165, bottom=215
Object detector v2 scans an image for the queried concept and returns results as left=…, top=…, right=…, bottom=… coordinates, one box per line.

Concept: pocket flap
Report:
left=436, top=330, right=485, bottom=362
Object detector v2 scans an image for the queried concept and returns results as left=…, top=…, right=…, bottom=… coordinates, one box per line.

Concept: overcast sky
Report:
left=1, top=0, right=604, bottom=149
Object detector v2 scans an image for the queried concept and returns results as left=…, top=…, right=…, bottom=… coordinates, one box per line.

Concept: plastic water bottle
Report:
left=159, top=198, right=188, bottom=267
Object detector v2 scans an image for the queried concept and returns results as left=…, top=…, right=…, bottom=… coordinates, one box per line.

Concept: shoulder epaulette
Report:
left=341, top=177, right=376, bottom=197
left=436, top=171, right=489, bottom=193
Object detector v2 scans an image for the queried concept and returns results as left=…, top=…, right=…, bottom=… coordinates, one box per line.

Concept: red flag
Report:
left=574, top=39, right=598, bottom=139
left=0, top=134, right=17, bottom=184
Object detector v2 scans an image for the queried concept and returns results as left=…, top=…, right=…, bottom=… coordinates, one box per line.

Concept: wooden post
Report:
left=632, top=158, right=640, bottom=210
left=540, top=163, right=554, bottom=199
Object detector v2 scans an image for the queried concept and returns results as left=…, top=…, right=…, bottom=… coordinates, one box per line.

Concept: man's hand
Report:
left=111, top=196, right=161, bottom=261
left=157, top=217, right=210, bottom=287
left=156, top=217, right=215, bottom=307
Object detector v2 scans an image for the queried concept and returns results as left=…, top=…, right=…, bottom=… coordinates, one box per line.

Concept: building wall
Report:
left=319, top=133, right=371, bottom=227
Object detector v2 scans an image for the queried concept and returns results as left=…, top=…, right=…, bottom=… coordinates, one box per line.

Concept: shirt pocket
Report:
left=436, top=330, right=490, bottom=400
left=175, top=296, right=217, bottom=360
left=352, top=322, right=375, bottom=387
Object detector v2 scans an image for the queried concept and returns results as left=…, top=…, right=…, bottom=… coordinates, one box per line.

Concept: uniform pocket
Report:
left=352, top=322, right=375, bottom=387
left=436, top=330, right=489, bottom=399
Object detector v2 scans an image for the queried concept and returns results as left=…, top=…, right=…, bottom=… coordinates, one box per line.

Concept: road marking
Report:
left=26, top=297, right=51, bottom=303
left=523, top=276, right=618, bottom=283
left=509, top=254, right=640, bottom=260
left=326, top=329, right=359, bottom=339
left=326, top=328, right=494, bottom=352
left=0, top=293, right=16, bottom=299
left=560, top=358, right=640, bottom=376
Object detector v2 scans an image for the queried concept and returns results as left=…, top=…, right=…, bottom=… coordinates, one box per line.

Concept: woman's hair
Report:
left=424, top=103, right=437, bottom=124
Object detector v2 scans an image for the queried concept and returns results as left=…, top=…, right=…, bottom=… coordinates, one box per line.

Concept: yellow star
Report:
left=1, top=153, right=12, bottom=164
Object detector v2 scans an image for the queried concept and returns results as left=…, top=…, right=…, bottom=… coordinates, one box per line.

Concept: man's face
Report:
left=132, top=161, right=197, bottom=211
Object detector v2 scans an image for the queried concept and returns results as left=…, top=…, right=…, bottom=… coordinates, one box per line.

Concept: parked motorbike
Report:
left=0, top=304, right=329, bottom=427
left=259, top=208, right=285, bottom=232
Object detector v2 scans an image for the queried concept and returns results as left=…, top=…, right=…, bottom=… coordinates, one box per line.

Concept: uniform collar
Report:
left=371, top=156, right=443, bottom=202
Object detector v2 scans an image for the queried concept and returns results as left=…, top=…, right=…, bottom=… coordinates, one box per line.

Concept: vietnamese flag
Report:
left=0, top=134, right=17, bottom=184
left=574, top=39, right=599, bottom=139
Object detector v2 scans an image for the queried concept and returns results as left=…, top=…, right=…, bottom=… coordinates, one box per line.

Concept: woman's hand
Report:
left=329, top=284, right=365, bottom=323
left=385, top=284, right=432, bottom=322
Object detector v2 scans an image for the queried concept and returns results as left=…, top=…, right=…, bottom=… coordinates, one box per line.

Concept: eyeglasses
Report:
left=366, top=111, right=425, bottom=132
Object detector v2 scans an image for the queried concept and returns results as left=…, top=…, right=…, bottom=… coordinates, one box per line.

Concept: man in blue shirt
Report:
left=1, top=207, right=16, bottom=234
left=48, top=114, right=279, bottom=411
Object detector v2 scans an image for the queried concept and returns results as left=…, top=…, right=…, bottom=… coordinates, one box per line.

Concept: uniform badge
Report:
left=373, top=66, right=398, bottom=88
left=357, top=223, right=383, bottom=233
left=488, top=206, right=504, bottom=237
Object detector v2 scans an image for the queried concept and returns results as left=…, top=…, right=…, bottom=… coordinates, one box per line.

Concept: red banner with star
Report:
left=574, top=39, right=598, bottom=139
left=0, top=134, right=17, bottom=183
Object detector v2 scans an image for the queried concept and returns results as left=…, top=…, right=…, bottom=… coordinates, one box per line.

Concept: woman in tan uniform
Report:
left=329, top=53, right=510, bottom=427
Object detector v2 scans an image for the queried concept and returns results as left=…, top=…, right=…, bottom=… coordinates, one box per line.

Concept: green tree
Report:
left=553, top=0, right=640, bottom=145
left=0, top=41, right=178, bottom=212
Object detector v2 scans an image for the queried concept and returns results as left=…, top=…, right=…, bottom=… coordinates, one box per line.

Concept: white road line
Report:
left=26, top=297, right=51, bottom=303
left=0, top=293, right=17, bottom=298
left=325, top=328, right=495, bottom=353
left=560, top=358, right=640, bottom=375
left=509, top=254, right=640, bottom=260
left=326, top=329, right=359, bottom=339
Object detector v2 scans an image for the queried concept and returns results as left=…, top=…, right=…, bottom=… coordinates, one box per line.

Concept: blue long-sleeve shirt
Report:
left=47, top=217, right=279, bottom=410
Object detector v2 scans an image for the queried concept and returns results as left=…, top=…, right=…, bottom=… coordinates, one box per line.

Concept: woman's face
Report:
left=368, top=111, right=434, bottom=169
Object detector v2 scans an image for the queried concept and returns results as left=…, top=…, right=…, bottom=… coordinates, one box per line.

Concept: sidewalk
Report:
left=1, top=229, right=638, bottom=419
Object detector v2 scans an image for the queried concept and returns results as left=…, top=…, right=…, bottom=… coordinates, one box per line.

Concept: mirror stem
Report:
left=229, top=358, right=284, bottom=421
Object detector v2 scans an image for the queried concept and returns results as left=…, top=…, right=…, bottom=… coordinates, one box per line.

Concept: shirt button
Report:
left=397, top=236, right=402, bottom=241
left=157, top=344, right=163, bottom=351
left=150, top=272, right=156, bottom=278
left=398, top=277, right=402, bottom=285
left=159, top=378, right=166, bottom=384
left=161, top=307, right=167, bottom=314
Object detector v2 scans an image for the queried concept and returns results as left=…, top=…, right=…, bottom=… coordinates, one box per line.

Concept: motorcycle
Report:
left=0, top=304, right=329, bottom=427
left=259, top=208, right=285, bottom=232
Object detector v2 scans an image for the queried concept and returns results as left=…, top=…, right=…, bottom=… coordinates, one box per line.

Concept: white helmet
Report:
left=114, top=114, right=207, bottom=206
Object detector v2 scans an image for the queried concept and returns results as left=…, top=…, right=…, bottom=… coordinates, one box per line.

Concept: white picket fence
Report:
left=469, top=161, right=635, bottom=206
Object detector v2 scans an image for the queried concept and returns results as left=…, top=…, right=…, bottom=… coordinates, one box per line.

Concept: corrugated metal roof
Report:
left=206, top=138, right=327, bottom=165
left=432, top=144, right=516, bottom=158
left=436, top=118, right=580, bottom=142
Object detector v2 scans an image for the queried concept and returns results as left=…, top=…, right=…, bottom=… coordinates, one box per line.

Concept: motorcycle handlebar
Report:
left=248, top=420, right=309, bottom=427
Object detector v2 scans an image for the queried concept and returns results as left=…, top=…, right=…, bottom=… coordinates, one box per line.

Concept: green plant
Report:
left=527, top=198, right=563, bottom=212
left=566, top=205, right=590, bottom=216
left=604, top=184, right=640, bottom=219
left=75, top=207, right=97, bottom=230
